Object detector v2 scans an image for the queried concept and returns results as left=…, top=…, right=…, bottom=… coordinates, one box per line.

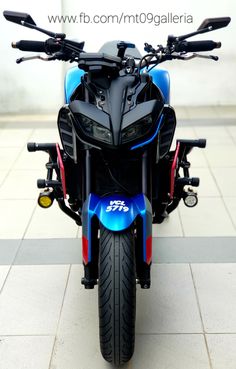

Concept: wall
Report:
left=0, top=0, right=235, bottom=113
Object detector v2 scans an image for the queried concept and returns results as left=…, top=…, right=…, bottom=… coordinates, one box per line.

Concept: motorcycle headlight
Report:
left=121, top=114, right=153, bottom=144
left=78, top=114, right=112, bottom=144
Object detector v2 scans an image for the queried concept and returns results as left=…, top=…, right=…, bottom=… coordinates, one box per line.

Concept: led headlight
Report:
left=121, top=114, right=153, bottom=144
left=78, top=114, right=112, bottom=144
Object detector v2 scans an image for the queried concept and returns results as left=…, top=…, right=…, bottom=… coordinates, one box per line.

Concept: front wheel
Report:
left=98, top=225, right=136, bottom=366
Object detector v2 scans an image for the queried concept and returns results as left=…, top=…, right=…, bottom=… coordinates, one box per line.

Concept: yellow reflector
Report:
left=38, top=195, right=52, bottom=208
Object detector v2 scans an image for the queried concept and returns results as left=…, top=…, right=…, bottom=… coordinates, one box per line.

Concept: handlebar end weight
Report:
left=37, top=179, right=46, bottom=188
left=197, top=139, right=207, bottom=148
left=27, top=142, right=37, bottom=152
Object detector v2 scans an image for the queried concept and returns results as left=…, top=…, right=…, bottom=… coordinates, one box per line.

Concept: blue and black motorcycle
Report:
left=4, top=10, right=230, bottom=365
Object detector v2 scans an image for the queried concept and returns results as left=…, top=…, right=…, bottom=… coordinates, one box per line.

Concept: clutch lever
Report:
left=16, top=54, right=56, bottom=64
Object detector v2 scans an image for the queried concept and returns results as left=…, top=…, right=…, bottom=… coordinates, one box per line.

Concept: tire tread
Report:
left=99, top=226, right=136, bottom=366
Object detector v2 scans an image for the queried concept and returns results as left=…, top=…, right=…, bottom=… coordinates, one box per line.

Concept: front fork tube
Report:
left=141, top=150, right=152, bottom=289
left=85, top=149, right=91, bottom=198
left=82, top=148, right=98, bottom=288
left=142, top=149, right=152, bottom=202
left=83, top=147, right=92, bottom=201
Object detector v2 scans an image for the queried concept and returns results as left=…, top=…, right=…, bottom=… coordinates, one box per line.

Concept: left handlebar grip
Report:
left=12, top=40, right=46, bottom=52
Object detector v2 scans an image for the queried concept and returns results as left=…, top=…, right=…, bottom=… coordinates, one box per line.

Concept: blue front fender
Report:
left=82, top=193, right=152, bottom=264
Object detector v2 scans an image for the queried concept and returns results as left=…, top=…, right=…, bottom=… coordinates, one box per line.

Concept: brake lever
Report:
left=198, top=54, right=219, bottom=61
left=178, top=53, right=219, bottom=61
left=16, top=54, right=56, bottom=64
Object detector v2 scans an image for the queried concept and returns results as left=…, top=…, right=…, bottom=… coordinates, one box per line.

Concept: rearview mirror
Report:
left=3, top=10, right=36, bottom=26
left=198, top=17, right=231, bottom=31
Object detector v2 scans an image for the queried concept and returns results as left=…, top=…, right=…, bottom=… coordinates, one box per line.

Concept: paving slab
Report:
left=206, top=334, right=236, bottom=369
left=0, top=200, right=35, bottom=239
left=191, top=264, right=236, bottom=332
left=0, top=335, right=55, bottom=369
left=25, top=204, right=78, bottom=239
left=179, top=198, right=236, bottom=237
left=0, top=265, right=69, bottom=335
left=51, top=333, right=210, bottom=369
left=136, top=264, right=202, bottom=333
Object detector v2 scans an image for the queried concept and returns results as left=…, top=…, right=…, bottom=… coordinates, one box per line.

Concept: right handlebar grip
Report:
left=12, top=40, right=46, bottom=52
left=176, top=40, right=221, bottom=53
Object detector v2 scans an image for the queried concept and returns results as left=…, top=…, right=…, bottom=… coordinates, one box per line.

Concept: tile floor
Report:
left=0, top=106, right=236, bottom=369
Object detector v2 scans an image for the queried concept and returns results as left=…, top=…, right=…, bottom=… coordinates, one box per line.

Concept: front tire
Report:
left=98, top=225, right=136, bottom=366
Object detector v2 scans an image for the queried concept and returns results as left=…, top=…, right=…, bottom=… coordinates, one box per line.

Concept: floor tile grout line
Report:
left=21, top=203, right=38, bottom=242
left=48, top=264, right=72, bottom=369
left=0, top=170, right=10, bottom=188
left=7, top=202, right=38, bottom=266
left=1, top=331, right=235, bottom=337
left=177, top=207, right=185, bottom=237
left=209, top=169, right=236, bottom=232
left=0, top=185, right=34, bottom=293
left=0, top=332, right=235, bottom=336
left=0, top=198, right=42, bottom=201
left=136, top=332, right=236, bottom=335
left=0, top=238, right=27, bottom=295
left=189, top=264, right=213, bottom=369
left=0, top=148, right=23, bottom=188
left=0, top=125, right=34, bottom=149
left=225, top=126, right=236, bottom=146
left=0, top=128, right=35, bottom=187
left=193, top=126, right=236, bottom=232
left=189, top=264, right=206, bottom=333
left=27, top=127, right=37, bottom=142
left=0, top=265, right=13, bottom=297
left=194, top=165, right=236, bottom=168
left=136, top=332, right=204, bottom=336
left=0, top=334, right=56, bottom=337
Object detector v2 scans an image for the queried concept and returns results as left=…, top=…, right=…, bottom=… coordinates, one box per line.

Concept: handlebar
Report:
left=175, top=40, right=221, bottom=53
left=11, top=37, right=222, bottom=69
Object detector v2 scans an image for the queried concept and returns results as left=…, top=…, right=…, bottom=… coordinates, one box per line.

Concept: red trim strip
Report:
left=82, top=236, right=89, bottom=265
left=56, top=143, right=66, bottom=199
left=146, top=236, right=152, bottom=265
left=170, top=142, right=180, bottom=199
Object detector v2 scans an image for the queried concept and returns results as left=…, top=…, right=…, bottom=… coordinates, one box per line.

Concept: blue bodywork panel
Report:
left=64, top=67, right=84, bottom=103
left=64, top=66, right=170, bottom=104
left=149, top=68, right=170, bottom=104
left=82, top=193, right=152, bottom=263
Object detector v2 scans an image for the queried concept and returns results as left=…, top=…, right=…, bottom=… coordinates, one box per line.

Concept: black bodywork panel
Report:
left=68, top=73, right=165, bottom=148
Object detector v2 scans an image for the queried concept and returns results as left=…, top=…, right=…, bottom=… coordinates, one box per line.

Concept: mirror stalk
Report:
left=177, top=27, right=212, bottom=42
left=22, top=21, right=65, bottom=39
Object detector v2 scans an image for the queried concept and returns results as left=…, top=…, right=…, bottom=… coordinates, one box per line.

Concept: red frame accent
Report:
left=146, top=236, right=152, bottom=265
left=56, top=143, right=66, bottom=199
left=170, top=142, right=180, bottom=199
left=82, top=236, right=89, bottom=265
